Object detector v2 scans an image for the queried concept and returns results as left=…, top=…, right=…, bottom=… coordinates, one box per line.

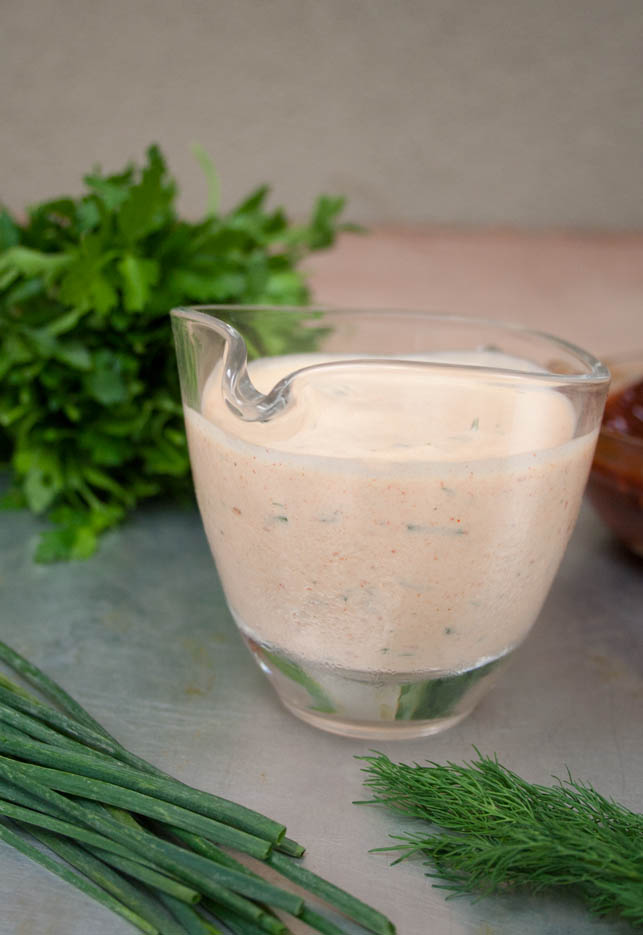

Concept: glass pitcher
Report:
left=171, top=306, right=609, bottom=739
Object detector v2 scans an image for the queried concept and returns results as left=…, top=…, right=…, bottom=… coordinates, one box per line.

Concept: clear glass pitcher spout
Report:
left=172, top=304, right=608, bottom=436
left=171, top=306, right=294, bottom=423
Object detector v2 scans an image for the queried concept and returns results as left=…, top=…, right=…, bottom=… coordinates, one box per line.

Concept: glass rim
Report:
left=171, top=304, right=611, bottom=386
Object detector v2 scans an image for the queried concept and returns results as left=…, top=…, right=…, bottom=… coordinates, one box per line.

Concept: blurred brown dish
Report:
left=587, top=353, right=643, bottom=557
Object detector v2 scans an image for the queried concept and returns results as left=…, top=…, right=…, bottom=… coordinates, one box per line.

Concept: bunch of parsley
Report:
left=0, top=145, right=351, bottom=561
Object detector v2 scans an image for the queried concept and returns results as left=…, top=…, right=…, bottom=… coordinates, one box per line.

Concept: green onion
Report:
left=267, top=852, right=395, bottom=935
left=0, top=701, right=114, bottom=757
left=275, top=835, right=306, bottom=857
left=0, top=759, right=296, bottom=910
left=157, top=894, right=222, bottom=934
left=29, top=763, right=272, bottom=859
left=103, top=803, right=148, bottom=830
left=0, top=673, right=42, bottom=705
left=299, top=907, right=353, bottom=935
left=0, top=797, right=137, bottom=861
left=208, top=903, right=278, bottom=935
left=172, top=829, right=373, bottom=935
left=0, top=717, right=285, bottom=844
left=204, top=901, right=286, bottom=935
left=0, top=641, right=113, bottom=738
left=27, top=827, right=185, bottom=935
left=0, top=640, right=396, bottom=935
left=0, top=685, right=122, bottom=757
left=0, top=819, right=158, bottom=934
left=0, top=788, right=200, bottom=906
left=0, top=646, right=287, bottom=839
left=167, top=827, right=251, bottom=872
left=0, top=754, right=303, bottom=912
left=0, top=736, right=275, bottom=858
left=86, top=848, right=201, bottom=905
left=0, top=775, right=80, bottom=822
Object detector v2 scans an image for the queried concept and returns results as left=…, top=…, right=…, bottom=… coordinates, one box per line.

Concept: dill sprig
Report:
left=357, top=750, right=643, bottom=929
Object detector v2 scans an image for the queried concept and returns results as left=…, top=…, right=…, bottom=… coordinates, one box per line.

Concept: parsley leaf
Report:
left=0, top=145, right=354, bottom=561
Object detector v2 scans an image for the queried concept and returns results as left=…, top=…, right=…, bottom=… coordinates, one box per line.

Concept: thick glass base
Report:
left=241, top=629, right=512, bottom=740
left=280, top=700, right=472, bottom=740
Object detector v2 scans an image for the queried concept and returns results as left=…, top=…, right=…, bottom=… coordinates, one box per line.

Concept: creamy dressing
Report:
left=185, top=352, right=597, bottom=676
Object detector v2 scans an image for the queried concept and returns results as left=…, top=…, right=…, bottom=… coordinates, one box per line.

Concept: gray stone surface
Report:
left=0, top=496, right=641, bottom=934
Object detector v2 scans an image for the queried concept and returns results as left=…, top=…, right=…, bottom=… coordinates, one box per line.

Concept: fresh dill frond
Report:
left=357, top=750, right=643, bottom=929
